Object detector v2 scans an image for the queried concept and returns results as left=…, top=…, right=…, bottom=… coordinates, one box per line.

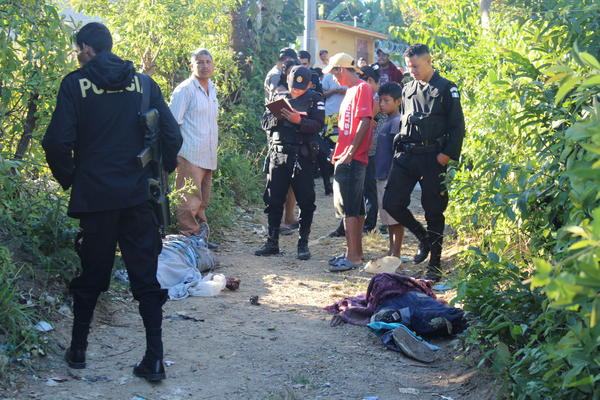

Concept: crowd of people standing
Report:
left=42, top=21, right=464, bottom=381
left=258, top=44, right=465, bottom=282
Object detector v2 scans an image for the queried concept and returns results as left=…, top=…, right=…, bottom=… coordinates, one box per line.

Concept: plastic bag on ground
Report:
left=187, top=273, right=226, bottom=297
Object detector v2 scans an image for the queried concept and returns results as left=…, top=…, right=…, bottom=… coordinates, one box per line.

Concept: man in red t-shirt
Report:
left=323, top=53, right=374, bottom=271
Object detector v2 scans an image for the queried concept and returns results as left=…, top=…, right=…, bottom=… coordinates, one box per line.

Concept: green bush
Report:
left=0, top=158, right=79, bottom=277
left=393, top=0, right=600, bottom=398
left=0, top=246, right=38, bottom=376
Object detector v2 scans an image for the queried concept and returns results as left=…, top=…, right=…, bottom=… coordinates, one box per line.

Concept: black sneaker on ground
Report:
left=207, top=241, right=219, bottom=250
left=254, top=241, right=280, bottom=256
left=133, top=358, right=166, bottom=382
left=297, top=242, right=311, bottom=260
left=64, top=347, right=86, bottom=369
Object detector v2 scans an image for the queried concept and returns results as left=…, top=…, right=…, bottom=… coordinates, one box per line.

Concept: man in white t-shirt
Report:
left=313, top=49, right=330, bottom=70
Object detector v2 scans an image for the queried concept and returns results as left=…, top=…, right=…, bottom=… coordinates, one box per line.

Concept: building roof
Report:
left=316, top=20, right=388, bottom=40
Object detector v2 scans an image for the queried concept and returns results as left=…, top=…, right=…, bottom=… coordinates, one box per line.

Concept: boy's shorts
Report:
left=377, top=179, right=399, bottom=225
left=333, top=160, right=366, bottom=218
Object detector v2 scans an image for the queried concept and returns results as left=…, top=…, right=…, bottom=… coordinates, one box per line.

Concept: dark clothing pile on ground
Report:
left=325, top=273, right=467, bottom=337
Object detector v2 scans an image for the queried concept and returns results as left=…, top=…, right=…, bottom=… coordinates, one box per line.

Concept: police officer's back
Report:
left=382, top=43, right=465, bottom=281
left=42, top=22, right=182, bottom=381
left=256, top=66, right=324, bottom=260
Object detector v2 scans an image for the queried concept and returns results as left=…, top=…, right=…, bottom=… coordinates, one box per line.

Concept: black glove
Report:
left=393, top=133, right=404, bottom=153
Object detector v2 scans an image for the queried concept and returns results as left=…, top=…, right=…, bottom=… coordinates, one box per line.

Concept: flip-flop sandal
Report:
left=280, top=223, right=299, bottom=236
left=329, top=259, right=362, bottom=272
left=328, top=254, right=346, bottom=265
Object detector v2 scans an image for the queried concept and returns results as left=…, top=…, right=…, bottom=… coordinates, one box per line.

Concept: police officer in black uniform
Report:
left=383, top=44, right=465, bottom=281
left=255, top=66, right=325, bottom=260
left=42, top=23, right=182, bottom=381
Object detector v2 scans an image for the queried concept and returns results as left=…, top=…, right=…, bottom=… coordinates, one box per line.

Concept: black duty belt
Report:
left=272, top=144, right=301, bottom=153
left=399, top=142, right=440, bottom=154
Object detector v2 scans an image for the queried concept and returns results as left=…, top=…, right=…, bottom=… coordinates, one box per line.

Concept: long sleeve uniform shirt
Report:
left=42, top=51, right=182, bottom=216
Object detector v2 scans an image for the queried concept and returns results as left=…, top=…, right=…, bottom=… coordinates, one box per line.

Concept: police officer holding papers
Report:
left=383, top=44, right=465, bottom=281
left=255, top=66, right=325, bottom=260
left=42, top=22, right=182, bottom=381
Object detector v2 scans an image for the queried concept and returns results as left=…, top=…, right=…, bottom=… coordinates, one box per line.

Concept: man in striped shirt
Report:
left=169, top=48, right=219, bottom=247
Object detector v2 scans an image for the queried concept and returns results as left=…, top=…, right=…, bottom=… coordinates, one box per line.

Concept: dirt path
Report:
left=5, top=181, right=493, bottom=400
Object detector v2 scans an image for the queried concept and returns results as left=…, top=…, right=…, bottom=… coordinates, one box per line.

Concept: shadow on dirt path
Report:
left=5, top=180, right=495, bottom=400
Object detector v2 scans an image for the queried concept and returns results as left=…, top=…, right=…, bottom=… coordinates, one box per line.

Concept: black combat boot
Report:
left=424, top=231, right=443, bottom=281
left=255, top=227, right=280, bottom=256
left=297, top=240, right=311, bottom=260
left=133, top=358, right=166, bottom=382
left=413, top=242, right=430, bottom=264
left=329, top=220, right=345, bottom=237
left=65, top=345, right=87, bottom=369
left=133, top=328, right=166, bottom=382
left=323, top=179, right=333, bottom=196
left=424, top=265, right=442, bottom=282
left=297, top=214, right=313, bottom=260
left=66, top=295, right=95, bottom=369
left=412, top=225, right=430, bottom=264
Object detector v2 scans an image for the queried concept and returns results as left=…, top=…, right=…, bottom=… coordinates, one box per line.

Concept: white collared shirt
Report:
left=169, top=76, right=219, bottom=170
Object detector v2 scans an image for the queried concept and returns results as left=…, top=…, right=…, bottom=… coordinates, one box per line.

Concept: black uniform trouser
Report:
left=364, top=155, right=378, bottom=231
left=315, top=135, right=333, bottom=186
left=382, top=152, right=448, bottom=260
left=70, top=201, right=167, bottom=358
left=264, top=150, right=316, bottom=242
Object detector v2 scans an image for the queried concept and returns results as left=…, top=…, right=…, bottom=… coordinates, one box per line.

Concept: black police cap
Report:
left=289, top=66, right=312, bottom=90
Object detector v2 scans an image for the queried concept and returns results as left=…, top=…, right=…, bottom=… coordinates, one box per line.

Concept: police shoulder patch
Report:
left=450, top=86, right=460, bottom=98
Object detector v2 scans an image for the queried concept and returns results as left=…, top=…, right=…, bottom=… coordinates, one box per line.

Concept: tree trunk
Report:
left=230, top=0, right=256, bottom=81
left=480, top=0, right=492, bottom=29
left=14, top=92, right=39, bottom=159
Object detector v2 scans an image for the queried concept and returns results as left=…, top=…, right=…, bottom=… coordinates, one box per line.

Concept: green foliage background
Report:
left=391, top=0, right=600, bottom=398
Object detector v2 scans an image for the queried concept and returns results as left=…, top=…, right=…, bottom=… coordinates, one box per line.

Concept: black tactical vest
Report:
left=399, top=71, right=452, bottom=145
left=271, top=91, right=318, bottom=146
